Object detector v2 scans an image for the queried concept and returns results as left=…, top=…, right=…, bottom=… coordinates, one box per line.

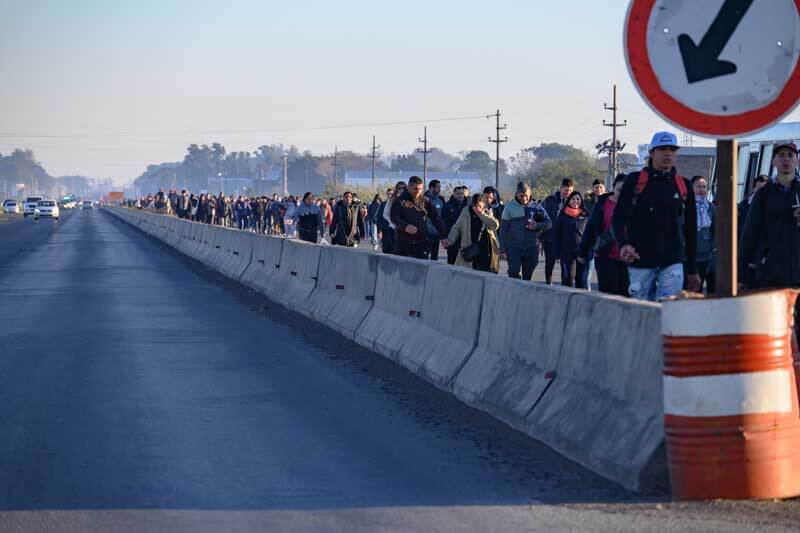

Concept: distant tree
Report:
left=390, top=154, right=423, bottom=172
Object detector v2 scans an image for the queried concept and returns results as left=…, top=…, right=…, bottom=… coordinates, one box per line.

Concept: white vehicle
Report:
left=34, top=200, right=59, bottom=220
left=2, top=200, right=20, bottom=214
left=23, top=196, right=44, bottom=217
left=81, top=200, right=94, bottom=210
left=735, top=121, right=800, bottom=200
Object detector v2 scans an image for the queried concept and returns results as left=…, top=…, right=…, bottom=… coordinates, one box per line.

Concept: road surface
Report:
left=0, top=209, right=797, bottom=532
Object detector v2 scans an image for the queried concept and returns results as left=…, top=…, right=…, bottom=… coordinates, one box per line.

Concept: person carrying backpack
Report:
left=739, top=141, right=800, bottom=289
left=612, top=131, right=699, bottom=301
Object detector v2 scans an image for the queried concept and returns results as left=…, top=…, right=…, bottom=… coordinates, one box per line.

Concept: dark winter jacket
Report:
left=739, top=179, right=800, bottom=287
left=541, top=191, right=565, bottom=243
left=293, top=202, right=325, bottom=239
left=367, top=200, right=381, bottom=223
left=498, top=198, right=552, bottom=253
left=330, top=200, right=363, bottom=246
left=553, top=209, right=589, bottom=258
left=389, top=191, right=446, bottom=245
left=442, top=197, right=466, bottom=234
left=611, top=165, right=698, bottom=274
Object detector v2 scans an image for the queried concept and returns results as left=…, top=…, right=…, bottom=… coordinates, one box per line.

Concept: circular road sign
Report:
left=625, top=0, right=800, bottom=138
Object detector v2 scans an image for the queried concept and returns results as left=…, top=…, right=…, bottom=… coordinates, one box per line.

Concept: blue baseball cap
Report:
left=649, top=131, right=680, bottom=150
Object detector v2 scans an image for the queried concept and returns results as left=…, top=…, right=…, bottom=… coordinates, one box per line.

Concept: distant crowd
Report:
left=128, top=131, right=800, bottom=301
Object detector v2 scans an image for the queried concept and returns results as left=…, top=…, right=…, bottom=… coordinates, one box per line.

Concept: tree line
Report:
left=133, top=142, right=607, bottom=200
left=0, top=149, right=112, bottom=200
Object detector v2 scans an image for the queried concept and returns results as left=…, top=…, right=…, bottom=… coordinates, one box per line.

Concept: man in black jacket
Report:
left=390, top=176, right=447, bottom=259
left=739, top=141, right=800, bottom=288
left=612, top=131, right=700, bottom=301
left=541, top=179, right=574, bottom=284
left=442, top=186, right=467, bottom=264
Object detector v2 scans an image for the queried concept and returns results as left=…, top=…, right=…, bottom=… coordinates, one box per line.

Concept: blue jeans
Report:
left=628, top=263, right=684, bottom=301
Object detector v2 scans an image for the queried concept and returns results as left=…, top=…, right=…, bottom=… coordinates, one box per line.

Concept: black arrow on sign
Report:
left=677, top=0, right=754, bottom=84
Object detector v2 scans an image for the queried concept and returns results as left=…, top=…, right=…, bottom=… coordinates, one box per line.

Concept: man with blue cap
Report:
left=612, top=131, right=700, bottom=300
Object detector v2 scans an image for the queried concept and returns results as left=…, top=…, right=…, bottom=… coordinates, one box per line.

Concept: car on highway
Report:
left=60, top=200, right=77, bottom=209
left=81, top=200, right=94, bottom=210
left=34, top=200, right=59, bottom=220
left=2, top=200, right=20, bottom=214
left=23, top=196, right=44, bottom=217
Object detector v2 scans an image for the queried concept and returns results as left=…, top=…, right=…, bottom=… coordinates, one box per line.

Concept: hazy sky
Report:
left=1, top=0, right=798, bottom=183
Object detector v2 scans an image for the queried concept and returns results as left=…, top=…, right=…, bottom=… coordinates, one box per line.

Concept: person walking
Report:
left=541, top=179, right=574, bottom=284
left=293, top=192, right=325, bottom=244
left=379, top=182, right=406, bottom=254
left=390, top=176, right=446, bottom=259
left=691, top=175, right=715, bottom=293
left=553, top=191, right=589, bottom=288
left=446, top=193, right=500, bottom=273
left=578, top=174, right=629, bottom=296
left=425, top=180, right=445, bottom=261
left=740, top=141, right=800, bottom=289
left=367, top=194, right=382, bottom=247
left=442, top=186, right=467, bottom=265
left=498, top=182, right=551, bottom=280
left=612, top=131, right=700, bottom=301
left=330, top=191, right=364, bottom=247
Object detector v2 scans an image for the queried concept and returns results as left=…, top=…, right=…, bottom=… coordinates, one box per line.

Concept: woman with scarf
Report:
left=330, top=191, right=364, bottom=247
left=553, top=191, right=589, bottom=288
left=446, top=193, right=500, bottom=273
left=691, top=175, right=715, bottom=293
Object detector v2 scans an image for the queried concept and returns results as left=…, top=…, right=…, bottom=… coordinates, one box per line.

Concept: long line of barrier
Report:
left=105, top=207, right=667, bottom=491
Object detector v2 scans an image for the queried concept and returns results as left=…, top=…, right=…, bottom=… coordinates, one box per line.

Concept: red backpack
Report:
left=634, top=169, right=688, bottom=201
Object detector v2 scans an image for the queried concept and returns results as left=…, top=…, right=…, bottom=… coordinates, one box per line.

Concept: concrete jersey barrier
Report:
left=526, top=293, right=665, bottom=491
left=242, top=236, right=285, bottom=295
left=396, top=265, right=488, bottom=388
left=263, top=239, right=321, bottom=315
left=304, top=246, right=378, bottom=339
left=452, top=280, right=574, bottom=428
left=354, top=255, right=429, bottom=360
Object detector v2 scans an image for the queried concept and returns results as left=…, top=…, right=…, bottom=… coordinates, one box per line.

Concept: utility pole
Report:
left=282, top=155, right=288, bottom=197
left=417, top=126, right=431, bottom=187
left=304, top=153, right=309, bottom=193
left=603, top=84, right=628, bottom=186
left=368, top=135, right=381, bottom=189
left=332, top=146, right=341, bottom=195
left=487, top=109, right=508, bottom=190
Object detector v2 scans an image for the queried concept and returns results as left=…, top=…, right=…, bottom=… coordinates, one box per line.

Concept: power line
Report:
left=0, top=114, right=489, bottom=140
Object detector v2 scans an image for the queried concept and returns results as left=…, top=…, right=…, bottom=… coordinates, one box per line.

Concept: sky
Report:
left=1, top=0, right=798, bottom=184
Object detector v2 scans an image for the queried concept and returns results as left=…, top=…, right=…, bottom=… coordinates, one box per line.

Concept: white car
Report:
left=2, top=200, right=20, bottom=214
left=81, top=200, right=94, bottom=210
left=23, top=196, right=44, bottom=217
left=34, top=200, right=59, bottom=220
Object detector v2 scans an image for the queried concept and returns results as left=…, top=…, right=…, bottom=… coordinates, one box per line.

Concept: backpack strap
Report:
left=634, top=168, right=688, bottom=200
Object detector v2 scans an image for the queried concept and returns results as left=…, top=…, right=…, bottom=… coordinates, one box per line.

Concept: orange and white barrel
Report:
left=662, top=290, right=800, bottom=500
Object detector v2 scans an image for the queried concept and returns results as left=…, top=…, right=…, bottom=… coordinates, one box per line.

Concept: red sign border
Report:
left=624, top=0, right=800, bottom=139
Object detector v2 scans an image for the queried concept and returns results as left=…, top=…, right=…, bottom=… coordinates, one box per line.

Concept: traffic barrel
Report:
left=661, top=290, right=800, bottom=500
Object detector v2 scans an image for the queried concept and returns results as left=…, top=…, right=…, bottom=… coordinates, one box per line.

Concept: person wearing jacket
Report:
left=553, top=191, right=589, bottom=288
left=379, top=183, right=406, bottom=254
left=541, top=179, right=574, bottom=284
left=442, top=186, right=467, bottom=265
left=390, top=176, right=447, bottom=259
left=446, top=193, right=500, bottom=273
left=578, top=174, right=628, bottom=296
left=740, top=141, right=800, bottom=288
left=691, top=176, right=715, bottom=293
left=330, top=191, right=364, bottom=247
left=483, top=186, right=505, bottom=221
left=498, top=181, right=552, bottom=280
left=612, top=131, right=700, bottom=301
left=293, top=192, right=325, bottom=243
left=737, top=174, right=769, bottom=286
left=425, top=180, right=445, bottom=261
left=367, top=194, right=382, bottom=246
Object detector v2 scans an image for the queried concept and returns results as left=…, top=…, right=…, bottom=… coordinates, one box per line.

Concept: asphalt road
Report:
left=0, top=209, right=798, bottom=532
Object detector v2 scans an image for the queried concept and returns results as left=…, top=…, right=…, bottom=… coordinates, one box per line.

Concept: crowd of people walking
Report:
left=129, top=130, right=800, bottom=302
